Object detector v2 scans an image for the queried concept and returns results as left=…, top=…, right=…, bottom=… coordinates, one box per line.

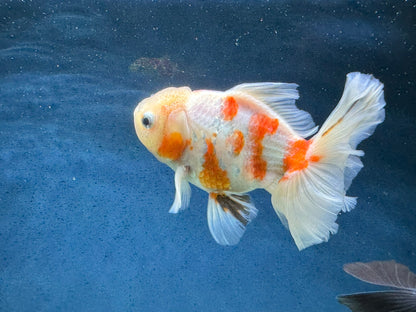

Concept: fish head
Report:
left=134, top=87, right=192, bottom=161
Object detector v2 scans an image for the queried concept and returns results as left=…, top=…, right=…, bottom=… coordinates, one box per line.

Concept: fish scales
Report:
left=133, top=72, right=386, bottom=249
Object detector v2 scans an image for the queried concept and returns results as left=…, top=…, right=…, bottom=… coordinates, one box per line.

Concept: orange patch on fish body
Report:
left=283, top=139, right=321, bottom=174
left=222, top=96, right=239, bottom=121
left=283, top=139, right=310, bottom=172
left=227, top=130, right=245, bottom=156
left=199, top=138, right=231, bottom=190
left=248, top=113, right=279, bottom=180
left=157, top=132, right=188, bottom=160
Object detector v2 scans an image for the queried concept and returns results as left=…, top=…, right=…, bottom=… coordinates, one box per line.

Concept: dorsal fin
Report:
left=228, top=82, right=318, bottom=138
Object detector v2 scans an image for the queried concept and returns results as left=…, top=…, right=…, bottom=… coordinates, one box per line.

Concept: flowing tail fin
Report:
left=269, top=72, right=385, bottom=250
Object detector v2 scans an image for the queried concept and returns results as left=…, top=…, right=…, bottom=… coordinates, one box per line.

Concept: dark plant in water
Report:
left=338, top=260, right=416, bottom=312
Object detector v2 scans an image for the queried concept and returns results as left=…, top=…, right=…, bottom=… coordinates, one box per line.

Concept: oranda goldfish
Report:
left=133, top=72, right=385, bottom=250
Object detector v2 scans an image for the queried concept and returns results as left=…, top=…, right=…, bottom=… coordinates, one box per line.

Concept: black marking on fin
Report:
left=337, top=290, right=416, bottom=312
left=230, top=194, right=251, bottom=203
left=216, top=194, right=250, bottom=226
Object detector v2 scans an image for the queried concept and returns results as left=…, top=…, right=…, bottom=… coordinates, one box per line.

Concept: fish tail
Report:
left=269, top=72, right=385, bottom=250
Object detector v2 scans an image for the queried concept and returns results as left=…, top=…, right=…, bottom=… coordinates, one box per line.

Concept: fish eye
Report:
left=142, top=112, right=154, bottom=129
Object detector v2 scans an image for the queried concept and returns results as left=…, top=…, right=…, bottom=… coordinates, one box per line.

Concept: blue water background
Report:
left=1, top=1, right=415, bottom=311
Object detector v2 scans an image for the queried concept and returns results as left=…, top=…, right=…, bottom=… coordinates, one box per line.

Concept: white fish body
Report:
left=134, top=72, right=385, bottom=250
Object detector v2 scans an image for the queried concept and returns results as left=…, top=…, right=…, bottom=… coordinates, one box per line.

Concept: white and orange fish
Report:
left=133, top=72, right=385, bottom=250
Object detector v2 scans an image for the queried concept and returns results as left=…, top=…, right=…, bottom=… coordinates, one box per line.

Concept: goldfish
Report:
left=133, top=72, right=385, bottom=250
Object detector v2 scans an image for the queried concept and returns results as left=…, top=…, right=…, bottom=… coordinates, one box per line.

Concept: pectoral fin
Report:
left=207, top=192, right=258, bottom=245
left=169, top=165, right=191, bottom=213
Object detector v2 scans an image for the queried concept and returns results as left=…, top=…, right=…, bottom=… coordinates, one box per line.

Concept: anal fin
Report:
left=207, top=192, right=258, bottom=245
